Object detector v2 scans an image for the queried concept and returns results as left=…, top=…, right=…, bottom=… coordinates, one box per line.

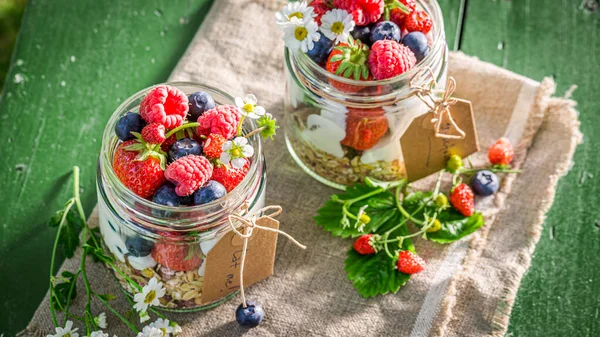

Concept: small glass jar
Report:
left=283, top=0, right=448, bottom=189
left=96, top=83, right=266, bottom=311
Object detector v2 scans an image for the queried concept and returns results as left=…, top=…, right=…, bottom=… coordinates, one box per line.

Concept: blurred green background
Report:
left=0, top=0, right=27, bottom=90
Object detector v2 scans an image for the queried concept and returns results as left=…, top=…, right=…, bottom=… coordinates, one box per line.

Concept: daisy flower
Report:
left=221, top=137, right=254, bottom=169
left=235, top=94, right=265, bottom=119
left=90, top=331, right=108, bottom=337
left=46, top=320, right=79, bottom=337
left=148, top=318, right=174, bottom=336
left=282, top=19, right=320, bottom=52
left=94, top=312, right=107, bottom=329
left=136, top=327, right=164, bottom=337
left=133, top=277, right=166, bottom=313
left=320, top=9, right=355, bottom=43
left=275, top=1, right=315, bottom=26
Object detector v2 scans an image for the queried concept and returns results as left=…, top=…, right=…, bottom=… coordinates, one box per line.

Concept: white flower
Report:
left=282, top=18, right=320, bottom=52
left=235, top=94, right=266, bottom=119
left=133, top=277, right=166, bottom=313
left=320, top=9, right=355, bottom=43
left=46, top=320, right=79, bottom=337
left=136, top=327, right=164, bottom=337
left=148, top=318, right=174, bottom=337
left=220, top=137, right=254, bottom=169
left=355, top=205, right=369, bottom=232
left=275, top=1, right=315, bottom=26
left=169, top=322, right=182, bottom=335
left=91, top=331, right=109, bottom=337
left=94, top=312, right=107, bottom=329
left=139, top=311, right=151, bottom=323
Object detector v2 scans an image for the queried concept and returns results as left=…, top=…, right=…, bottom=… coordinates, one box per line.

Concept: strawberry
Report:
left=334, top=0, right=385, bottom=26
left=325, top=39, right=372, bottom=93
left=211, top=158, right=250, bottom=192
left=450, top=183, right=475, bottom=216
left=353, top=234, right=377, bottom=255
left=151, top=242, right=203, bottom=272
left=141, top=123, right=166, bottom=144
left=488, top=137, right=514, bottom=166
left=396, top=250, right=425, bottom=274
left=388, top=0, right=415, bottom=27
left=112, top=140, right=167, bottom=198
left=311, top=0, right=330, bottom=25
left=403, top=10, right=433, bottom=34
left=203, top=133, right=226, bottom=159
left=341, top=110, right=389, bottom=150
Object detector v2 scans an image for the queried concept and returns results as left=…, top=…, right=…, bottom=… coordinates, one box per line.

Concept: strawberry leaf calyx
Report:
left=332, top=37, right=370, bottom=81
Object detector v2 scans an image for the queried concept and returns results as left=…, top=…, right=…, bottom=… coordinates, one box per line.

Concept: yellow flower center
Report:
left=144, top=290, right=156, bottom=304
left=64, top=334, right=71, bottom=337
left=289, top=12, right=303, bottom=20
left=160, top=328, right=167, bottom=336
left=243, top=103, right=254, bottom=112
left=232, top=148, right=242, bottom=157
left=294, top=26, right=308, bottom=41
left=331, top=22, right=345, bottom=35
left=359, top=214, right=371, bottom=224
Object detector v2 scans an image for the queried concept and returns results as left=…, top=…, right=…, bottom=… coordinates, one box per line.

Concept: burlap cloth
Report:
left=21, top=1, right=582, bottom=336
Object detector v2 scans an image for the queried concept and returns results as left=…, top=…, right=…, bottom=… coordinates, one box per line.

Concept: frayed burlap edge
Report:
left=431, top=78, right=582, bottom=337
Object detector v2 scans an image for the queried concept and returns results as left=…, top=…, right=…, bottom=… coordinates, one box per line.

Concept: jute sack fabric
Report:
left=21, top=1, right=581, bottom=336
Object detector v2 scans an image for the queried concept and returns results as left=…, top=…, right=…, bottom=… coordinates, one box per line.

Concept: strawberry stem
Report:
left=164, top=122, right=200, bottom=139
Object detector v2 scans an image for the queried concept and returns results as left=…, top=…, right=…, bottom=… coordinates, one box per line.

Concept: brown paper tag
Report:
left=400, top=99, right=480, bottom=182
left=201, top=217, right=279, bottom=304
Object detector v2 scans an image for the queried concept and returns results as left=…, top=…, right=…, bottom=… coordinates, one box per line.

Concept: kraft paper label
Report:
left=400, top=99, right=480, bottom=182
left=201, top=217, right=279, bottom=304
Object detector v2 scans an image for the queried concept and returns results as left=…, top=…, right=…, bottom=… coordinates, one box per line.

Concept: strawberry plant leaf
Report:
left=425, top=211, right=484, bottom=243
left=51, top=271, right=78, bottom=311
left=48, top=204, right=83, bottom=258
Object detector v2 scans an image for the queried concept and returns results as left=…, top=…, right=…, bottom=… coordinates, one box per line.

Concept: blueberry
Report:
left=152, top=184, right=181, bottom=207
left=188, top=91, right=216, bottom=122
left=125, top=236, right=154, bottom=257
left=306, top=32, right=334, bottom=65
left=370, top=21, right=401, bottom=43
left=115, top=112, right=144, bottom=141
left=168, top=138, right=202, bottom=162
left=470, top=170, right=499, bottom=196
left=351, top=25, right=373, bottom=46
left=180, top=194, right=194, bottom=206
left=402, top=32, right=430, bottom=62
left=235, top=300, right=264, bottom=328
left=194, top=180, right=227, bottom=205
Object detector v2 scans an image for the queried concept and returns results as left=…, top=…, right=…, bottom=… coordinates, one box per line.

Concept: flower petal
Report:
left=245, top=94, right=257, bottom=105
left=235, top=97, right=245, bottom=107
left=220, top=152, right=231, bottom=163
left=242, top=145, right=254, bottom=157
left=222, top=141, right=233, bottom=151
left=234, top=137, right=248, bottom=146
left=231, top=158, right=246, bottom=169
left=254, top=106, right=266, bottom=115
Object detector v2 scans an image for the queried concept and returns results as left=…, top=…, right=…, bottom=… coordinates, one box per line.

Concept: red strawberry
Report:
left=334, top=0, right=384, bottom=25
left=368, top=39, right=416, bottom=80
left=396, top=250, right=425, bottom=274
left=211, top=158, right=250, bottom=192
left=488, top=137, right=514, bottom=166
left=203, top=133, right=226, bottom=159
left=112, top=140, right=166, bottom=198
left=141, top=123, right=166, bottom=144
left=450, top=183, right=475, bottom=216
left=151, top=242, right=203, bottom=272
left=404, top=10, right=433, bottom=34
left=353, top=234, right=376, bottom=255
left=311, top=0, right=330, bottom=25
left=325, top=40, right=372, bottom=93
left=388, top=0, right=415, bottom=27
left=341, top=110, right=388, bottom=150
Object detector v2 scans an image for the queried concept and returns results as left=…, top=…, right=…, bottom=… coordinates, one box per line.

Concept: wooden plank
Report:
left=459, top=1, right=600, bottom=336
left=438, top=0, right=466, bottom=51
left=0, top=0, right=214, bottom=334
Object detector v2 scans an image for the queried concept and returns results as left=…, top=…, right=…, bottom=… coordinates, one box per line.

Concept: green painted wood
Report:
left=0, top=0, right=213, bottom=335
left=459, top=1, right=600, bottom=336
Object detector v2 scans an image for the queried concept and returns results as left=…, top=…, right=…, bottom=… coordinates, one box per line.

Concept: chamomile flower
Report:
left=320, top=9, right=355, bottom=43
left=355, top=205, right=370, bottom=232
left=94, top=312, right=107, bottom=329
left=283, top=19, right=320, bottom=52
left=136, top=327, right=164, bottom=337
left=47, top=320, right=79, bottom=337
left=133, top=277, right=166, bottom=313
left=275, top=1, right=315, bottom=25
left=235, top=94, right=265, bottom=119
left=221, top=137, right=254, bottom=169
left=169, top=322, right=182, bottom=335
left=90, top=331, right=109, bottom=337
left=148, top=318, right=174, bottom=336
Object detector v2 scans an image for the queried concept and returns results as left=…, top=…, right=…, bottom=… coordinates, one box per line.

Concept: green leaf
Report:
left=51, top=271, right=78, bottom=311
left=97, top=293, right=117, bottom=301
left=329, top=54, right=344, bottom=62
left=425, top=211, right=485, bottom=243
left=48, top=205, right=83, bottom=258
left=314, top=185, right=397, bottom=238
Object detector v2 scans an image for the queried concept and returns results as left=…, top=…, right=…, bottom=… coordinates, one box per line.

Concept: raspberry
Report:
left=164, top=155, right=213, bottom=196
left=211, top=158, right=250, bottom=192
left=140, top=85, right=189, bottom=129
left=353, top=234, right=376, bottom=255
left=151, top=242, right=203, bottom=272
left=141, top=123, right=166, bottom=144
left=311, top=0, right=330, bottom=25
left=396, top=251, right=425, bottom=274
left=112, top=140, right=166, bottom=198
left=333, top=0, right=384, bottom=25
left=368, top=40, right=416, bottom=80
left=404, top=10, right=433, bottom=34
left=203, top=133, right=226, bottom=159
left=196, top=105, right=242, bottom=140
left=488, top=137, right=514, bottom=166
left=450, top=183, right=475, bottom=217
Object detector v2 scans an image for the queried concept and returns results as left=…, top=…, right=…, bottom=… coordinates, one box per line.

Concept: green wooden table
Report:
left=1, top=1, right=598, bottom=336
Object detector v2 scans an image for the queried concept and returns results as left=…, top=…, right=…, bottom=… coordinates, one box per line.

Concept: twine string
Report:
left=227, top=204, right=306, bottom=308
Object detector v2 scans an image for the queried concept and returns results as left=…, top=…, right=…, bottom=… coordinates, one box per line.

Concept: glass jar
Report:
left=96, top=83, right=266, bottom=311
left=283, top=0, right=448, bottom=189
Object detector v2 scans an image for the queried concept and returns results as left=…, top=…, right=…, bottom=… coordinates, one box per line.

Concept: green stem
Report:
left=394, top=187, right=426, bottom=226
left=80, top=231, right=97, bottom=334
left=73, top=166, right=100, bottom=249
left=101, top=258, right=143, bottom=292
left=94, top=292, right=139, bottom=333
left=66, top=313, right=85, bottom=322
left=237, top=115, right=247, bottom=136
left=461, top=167, right=521, bottom=174
left=64, top=269, right=82, bottom=324
left=341, top=187, right=386, bottom=221
left=148, top=307, right=167, bottom=320
left=244, top=126, right=265, bottom=139
left=432, top=170, right=445, bottom=197
left=164, top=122, right=200, bottom=139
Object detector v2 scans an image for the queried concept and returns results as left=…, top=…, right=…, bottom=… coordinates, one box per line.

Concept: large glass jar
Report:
left=96, top=83, right=266, bottom=311
left=284, top=0, right=448, bottom=189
